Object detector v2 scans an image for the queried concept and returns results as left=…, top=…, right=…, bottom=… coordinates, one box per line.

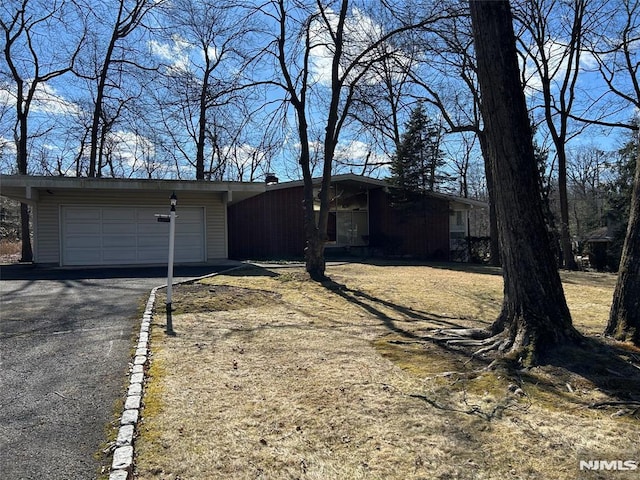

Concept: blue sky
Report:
left=1, top=0, right=638, bottom=185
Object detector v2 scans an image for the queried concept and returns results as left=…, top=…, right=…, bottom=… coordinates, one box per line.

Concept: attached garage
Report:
left=0, top=175, right=264, bottom=267
left=61, top=206, right=205, bottom=266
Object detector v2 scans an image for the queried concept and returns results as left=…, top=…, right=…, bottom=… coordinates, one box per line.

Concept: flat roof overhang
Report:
left=0, top=175, right=266, bottom=205
left=268, top=173, right=488, bottom=209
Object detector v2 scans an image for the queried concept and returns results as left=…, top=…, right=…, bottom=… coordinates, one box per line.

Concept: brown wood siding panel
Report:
left=34, top=189, right=225, bottom=265
left=229, top=187, right=305, bottom=259
left=369, top=189, right=450, bottom=259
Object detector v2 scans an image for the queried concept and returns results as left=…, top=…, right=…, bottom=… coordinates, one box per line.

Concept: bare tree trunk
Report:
left=605, top=134, right=640, bottom=344
left=478, top=131, right=500, bottom=266
left=469, top=0, right=581, bottom=364
left=19, top=203, right=33, bottom=262
left=16, top=83, right=33, bottom=263
left=87, top=0, right=153, bottom=177
left=196, top=74, right=208, bottom=180
left=557, top=149, right=578, bottom=269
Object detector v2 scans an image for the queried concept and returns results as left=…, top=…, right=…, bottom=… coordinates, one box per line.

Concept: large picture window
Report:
left=314, top=183, right=369, bottom=247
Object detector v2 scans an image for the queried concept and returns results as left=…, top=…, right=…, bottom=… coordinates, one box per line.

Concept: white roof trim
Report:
left=0, top=175, right=265, bottom=205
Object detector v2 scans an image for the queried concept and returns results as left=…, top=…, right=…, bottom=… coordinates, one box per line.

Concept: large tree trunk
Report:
left=605, top=136, right=640, bottom=344
left=302, top=167, right=328, bottom=281
left=478, top=131, right=500, bottom=266
left=19, top=203, right=33, bottom=263
left=16, top=86, right=33, bottom=263
left=469, top=0, right=581, bottom=364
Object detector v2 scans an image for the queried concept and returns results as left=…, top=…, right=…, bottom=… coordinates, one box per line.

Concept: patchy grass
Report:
left=136, top=263, right=640, bottom=480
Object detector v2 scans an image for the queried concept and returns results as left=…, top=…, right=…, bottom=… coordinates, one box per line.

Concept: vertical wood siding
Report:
left=228, top=185, right=451, bottom=261
left=228, top=187, right=305, bottom=259
left=367, top=189, right=450, bottom=259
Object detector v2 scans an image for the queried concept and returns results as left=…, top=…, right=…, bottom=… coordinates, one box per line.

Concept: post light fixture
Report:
left=166, top=192, right=177, bottom=335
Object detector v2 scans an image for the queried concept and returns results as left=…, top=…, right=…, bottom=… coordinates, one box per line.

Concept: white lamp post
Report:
left=166, top=192, right=177, bottom=335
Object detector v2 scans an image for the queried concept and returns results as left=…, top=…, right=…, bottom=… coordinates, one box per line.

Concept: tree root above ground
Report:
left=422, top=328, right=516, bottom=360
left=401, top=325, right=640, bottom=418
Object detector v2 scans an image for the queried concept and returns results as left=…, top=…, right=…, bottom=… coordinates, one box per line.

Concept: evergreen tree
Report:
left=604, top=130, right=638, bottom=269
left=390, top=103, right=449, bottom=196
left=533, top=122, right=562, bottom=265
left=605, top=128, right=640, bottom=345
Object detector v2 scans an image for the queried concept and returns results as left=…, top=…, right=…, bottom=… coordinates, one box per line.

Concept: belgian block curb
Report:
left=108, top=265, right=244, bottom=480
left=108, top=287, right=159, bottom=480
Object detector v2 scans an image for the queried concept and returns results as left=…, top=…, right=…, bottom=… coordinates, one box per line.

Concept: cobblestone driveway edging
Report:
left=108, top=286, right=158, bottom=480
left=107, top=264, right=244, bottom=480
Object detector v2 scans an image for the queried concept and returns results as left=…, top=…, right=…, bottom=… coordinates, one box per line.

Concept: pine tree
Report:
left=604, top=132, right=638, bottom=269
left=605, top=129, right=640, bottom=345
left=390, top=103, right=448, bottom=196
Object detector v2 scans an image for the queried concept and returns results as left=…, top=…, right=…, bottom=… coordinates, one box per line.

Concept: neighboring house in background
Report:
left=582, top=225, right=614, bottom=271
left=228, top=174, right=487, bottom=261
left=0, top=175, right=263, bottom=267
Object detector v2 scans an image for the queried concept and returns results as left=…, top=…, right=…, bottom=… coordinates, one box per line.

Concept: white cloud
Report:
left=107, top=130, right=156, bottom=171
left=520, top=37, right=600, bottom=97
left=335, top=139, right=370, bottom=161
left=0, top=83, right=79, bottom=116
left=149, top=36, right=192, bottom=73
left=308, top=7, right=387, bottom=86
left=33, top=84, right=80, bottom=116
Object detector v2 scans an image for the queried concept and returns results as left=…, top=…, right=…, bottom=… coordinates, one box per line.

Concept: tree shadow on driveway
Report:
left=0, top=263, right=236, bottom=281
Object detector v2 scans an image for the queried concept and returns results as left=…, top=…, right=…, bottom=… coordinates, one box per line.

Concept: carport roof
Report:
left=0, top=175, right=265, bottom=205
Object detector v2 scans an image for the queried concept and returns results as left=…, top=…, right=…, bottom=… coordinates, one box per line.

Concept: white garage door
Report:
left=61, top=206, right=205, bottom=266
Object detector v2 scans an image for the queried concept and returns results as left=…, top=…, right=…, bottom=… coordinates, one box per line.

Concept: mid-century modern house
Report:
left=0, top=175, right=264, bottom=266
left=0, top=174, right=486, bottom=267
left=228, top=174, right=487, bottom=261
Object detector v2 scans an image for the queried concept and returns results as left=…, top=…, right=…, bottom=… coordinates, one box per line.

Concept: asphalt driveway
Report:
left=0, top=264, right=233, bottom=480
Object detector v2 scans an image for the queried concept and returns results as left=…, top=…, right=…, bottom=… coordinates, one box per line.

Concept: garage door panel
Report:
left=103, top=208, right=136, bottom=222
left=138, top=236, right=168, bottom=248
left=176, top=234, right=202, bottom=247
left=139, top=222, right=170, bottom=235
left=136, top=208, right=160, bottom=223
left=64, top=208, right=101, bottom=221
left=65, top=248, right=102, bottom=265
left=102, top=235, right=137, bottom=248
left=103, top=250, right=138, bottom=263
left=176, top=223, right=202, bottom=234
left=138, top=248, right=170, bottom=262
left=65, top=236, right=99, bottom=248
left=65, top=223, right=101, bottom=235
left=62, top=206, right=205, bottom=266
left=103, top=223, right=138, bottom=235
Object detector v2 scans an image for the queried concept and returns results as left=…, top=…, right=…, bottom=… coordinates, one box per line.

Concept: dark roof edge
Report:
left=267, top=174, right=487, bottom=208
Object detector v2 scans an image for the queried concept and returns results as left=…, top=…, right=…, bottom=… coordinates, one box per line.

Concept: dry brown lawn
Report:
left=0, top=239, right=21, bottom=263
left=134, top=262, right=640, bottom=480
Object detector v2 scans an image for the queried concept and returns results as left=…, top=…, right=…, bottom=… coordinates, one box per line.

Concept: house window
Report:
left=314, top=183, right=369, bottom=246
left=336, top=211, right=368, bottom=246
left=456, top=210, right=464, bottom=226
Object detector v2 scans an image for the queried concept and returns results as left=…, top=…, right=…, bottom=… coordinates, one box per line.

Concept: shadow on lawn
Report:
left=539, top=338, right=640, bottom=407
left=319, top=278, right=494, bottom=366
left=320, top=276, right=640, bottom=409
